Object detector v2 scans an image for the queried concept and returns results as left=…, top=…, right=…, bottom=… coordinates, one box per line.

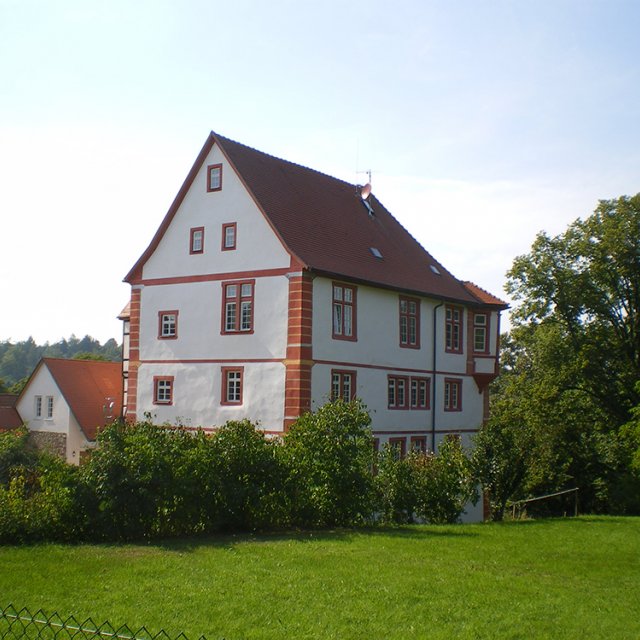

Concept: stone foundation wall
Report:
left=29, top=431, right=67, bottom=460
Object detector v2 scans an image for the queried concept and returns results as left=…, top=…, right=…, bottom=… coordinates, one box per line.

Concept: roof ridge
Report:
left=213, top=131, right=359, bottom=191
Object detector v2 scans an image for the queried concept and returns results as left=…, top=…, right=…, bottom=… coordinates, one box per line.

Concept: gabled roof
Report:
left=21, top=359, right=122, bottom=441
left=0, top=394, right=22, bottom=431
left=126, top=132, right=493, bottom=304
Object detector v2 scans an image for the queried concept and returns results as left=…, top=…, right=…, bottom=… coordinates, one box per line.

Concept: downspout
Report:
left=431, top=301, right=444, bottom=453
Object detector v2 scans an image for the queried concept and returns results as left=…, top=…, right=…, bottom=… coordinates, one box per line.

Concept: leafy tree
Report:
left=484, top=194, right=640, bottom=514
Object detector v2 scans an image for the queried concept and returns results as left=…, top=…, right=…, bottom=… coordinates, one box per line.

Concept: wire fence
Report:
left=0, top=605, right=207, bottom=640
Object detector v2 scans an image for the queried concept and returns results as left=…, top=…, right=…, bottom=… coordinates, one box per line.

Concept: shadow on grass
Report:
left=150, top=523, right=480, bottom=553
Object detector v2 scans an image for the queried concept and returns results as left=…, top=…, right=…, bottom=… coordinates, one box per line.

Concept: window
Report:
left=444, top=378, right=462, bottom=411
left=158, top=311, right=178, bottom=339
left=388, top=376, right=430, bottom=410
left=410, top=377, right=430, bottom=410
left=445, top=306, right=463, bottom=353
left=46, top=396, right=54, bottom=418
left=332, top=283, right=357, bottom=340
left=35, top=395, right=42, bottom=418
left=222, top=222, right=237, bottom=250
left=221, top=367, right=243, bottom=405
left=207, top=164, right=222, bottom=192
left=473, top=313, right=489, bottom=353
left=154, top=377, right=173, bottom=405
left=388, top=375, right=409, bottom=409
left=399, top=296, right=420, bottom=348
left=331, top=370, right=356, bottom=402
left=410, top=436, right=427, bottom=454
left=388, top=437, right=406, bottom=459
left=222, top=280, right=254, bottom=333
left=190, top=227, right=204, bottom=254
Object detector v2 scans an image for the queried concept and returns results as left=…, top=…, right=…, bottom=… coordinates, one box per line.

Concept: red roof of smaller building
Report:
left=463, top=281, right=509, bottom=308
left=31, top=359, right=123, bottom=441
left=0, top=394, right=22, bottom=431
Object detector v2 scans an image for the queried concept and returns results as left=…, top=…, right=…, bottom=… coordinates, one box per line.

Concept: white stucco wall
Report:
left=16, top=365, right=90, bottom=465
left=141, top=144, right=291, bottom=281
left=310, top=277, right=495, bottom=445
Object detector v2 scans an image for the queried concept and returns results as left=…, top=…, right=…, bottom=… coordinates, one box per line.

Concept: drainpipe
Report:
left=431, top=301, right=444, bottom=453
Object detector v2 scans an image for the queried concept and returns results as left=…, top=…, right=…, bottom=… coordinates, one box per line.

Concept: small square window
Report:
left=158, top=310, right=178, bottom=339
left=154, top=377, right=174, bottom=405
left=207, top=164, right=222, bottom=192
left=222, top=222, right=237, bottom=250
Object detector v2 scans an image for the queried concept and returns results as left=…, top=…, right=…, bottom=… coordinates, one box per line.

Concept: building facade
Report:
left=123, top=132, right=507, bottom=460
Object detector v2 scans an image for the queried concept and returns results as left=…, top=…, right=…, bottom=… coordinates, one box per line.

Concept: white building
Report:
left=123, top=131, right=507, bottom=459
left=16, top=358, right=122, bottom=465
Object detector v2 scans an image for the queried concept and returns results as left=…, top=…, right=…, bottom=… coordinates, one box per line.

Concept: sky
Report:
left=1, top=0, right=639, bottom=345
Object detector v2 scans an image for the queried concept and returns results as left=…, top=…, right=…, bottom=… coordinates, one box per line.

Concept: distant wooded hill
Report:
left=0, top=336, right=121, bottom=391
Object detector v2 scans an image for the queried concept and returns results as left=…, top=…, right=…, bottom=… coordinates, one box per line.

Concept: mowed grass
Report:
left=1, top=517, right=639, bottom=640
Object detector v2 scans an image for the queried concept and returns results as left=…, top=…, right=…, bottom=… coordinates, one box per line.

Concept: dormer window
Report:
left=369, top=247, right=383, bottom=259
left=207, top=164, right=222, bottom=192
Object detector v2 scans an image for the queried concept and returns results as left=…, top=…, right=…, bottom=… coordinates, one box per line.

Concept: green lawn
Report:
left=1, top=517, right=639, bottom=640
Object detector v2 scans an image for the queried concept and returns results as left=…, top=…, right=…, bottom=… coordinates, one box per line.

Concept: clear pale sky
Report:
left=2, top=0, right=639, bottom=345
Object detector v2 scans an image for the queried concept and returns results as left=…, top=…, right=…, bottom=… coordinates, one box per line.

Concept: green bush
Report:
left=0, top=426, right=36, bottom=485
left=413, top=436, right=477, bottom=524
left=374, top=446, right=419, bottom=524
left=282, top=400, right=374, bottom=527
left=0, top=453, right=85, bottom=543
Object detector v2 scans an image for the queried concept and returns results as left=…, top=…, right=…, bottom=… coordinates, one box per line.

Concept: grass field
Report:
left=1, top=517, right=639, bottom=640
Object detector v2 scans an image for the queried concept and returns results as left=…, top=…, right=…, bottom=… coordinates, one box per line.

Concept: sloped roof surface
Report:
left=0, top=394, right=22, bottom=430
left=462, top=281, right=509, bottom=308
left=43, top=359, right=122, bottom=441
left=215, top=133, right=478, bottom=302
left=127, top=131, right=504, bottom=304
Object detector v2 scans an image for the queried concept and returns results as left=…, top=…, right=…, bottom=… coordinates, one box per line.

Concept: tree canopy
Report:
left=475, top=194, right=640, bottom=517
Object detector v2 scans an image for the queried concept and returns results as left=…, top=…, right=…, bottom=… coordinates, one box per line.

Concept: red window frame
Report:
left=410, top=436, right=427, bottom=454
left=444, top=378, right=462, bottom=412
left=221, top=280, right=255, bottom=334
left=207, top=163, right=222, bottom=192
left=221, top=367, right=243, bottom=405
left=153, top=376, right=174, bottom=405
left=190, top=227, right=204, bottom=254
left=332, top=282, right=357, bottom=341
left=157, top=310, right=178, bottom=340
left=399, top=296, right=420, bottom=348
left=445, top=305, right=463, bottom=353
left=388, top=375, right=409, bottom=409
left=388, top=437, right=406, bottom=459
left=410, top=377, right=430, bottom=410
left=473, top=312, right=489, bottom=353
left=221, top=222, right=237, bottom=251
left=331, top=369, right=357, bottom=402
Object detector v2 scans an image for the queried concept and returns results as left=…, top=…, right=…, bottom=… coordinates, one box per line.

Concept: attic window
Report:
left=430, top=265, right=441, bottom=275
left=207, top=164, right=222, bottom=192
left=369, top=247, right=383, bottom=259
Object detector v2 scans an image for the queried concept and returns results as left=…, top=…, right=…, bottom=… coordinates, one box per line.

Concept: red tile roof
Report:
left=0, top=394, right=22, bottom=431
left=30, top=359, right=122, bottom=441
left=126, top=132, right=500, bottom=305
left=462, top=281, right=509, bottom=308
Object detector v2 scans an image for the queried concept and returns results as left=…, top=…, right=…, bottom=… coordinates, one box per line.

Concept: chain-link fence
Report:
left=0, top=605, right=207, bottom=640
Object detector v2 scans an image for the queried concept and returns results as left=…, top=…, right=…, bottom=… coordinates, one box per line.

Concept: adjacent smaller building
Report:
left=0, top=393, right=22, bottom=431
left=16, top=358, right=122, bottom=464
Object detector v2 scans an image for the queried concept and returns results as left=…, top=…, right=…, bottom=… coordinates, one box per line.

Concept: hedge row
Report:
left=0, top=401, right=477, bottom=543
